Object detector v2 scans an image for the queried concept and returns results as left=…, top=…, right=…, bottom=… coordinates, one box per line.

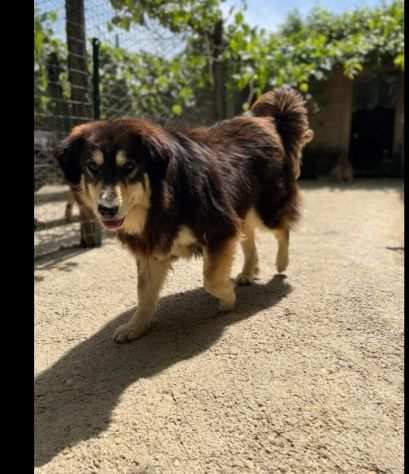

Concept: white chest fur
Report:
left=170, top=226, right=199, bottom=258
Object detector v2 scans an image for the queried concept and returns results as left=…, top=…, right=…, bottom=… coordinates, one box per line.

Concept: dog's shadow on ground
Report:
left=35, top=275, right=291, bottom=467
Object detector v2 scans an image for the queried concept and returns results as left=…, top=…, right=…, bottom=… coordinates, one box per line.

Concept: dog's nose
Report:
left=98, top=204, right=119, bottom=218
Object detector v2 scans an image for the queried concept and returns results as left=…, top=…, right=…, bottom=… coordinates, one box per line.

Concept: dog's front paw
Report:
left=237, top=271, right=258, bottom=286
left=236, top=265, right=259, bottom=286
left=237, top=273, right=255, bottom=286
left=113, top=322, right=149, bottom=343
left=218, top=296, right=236, bottom=314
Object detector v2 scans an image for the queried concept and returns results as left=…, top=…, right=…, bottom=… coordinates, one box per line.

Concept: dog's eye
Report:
left=86, top=160, right=99, bottom=174
left=123, top=161, right=136, bottom=174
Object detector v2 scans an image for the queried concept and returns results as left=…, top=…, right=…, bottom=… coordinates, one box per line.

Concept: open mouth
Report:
left=101, top=217, right=125, bottom=230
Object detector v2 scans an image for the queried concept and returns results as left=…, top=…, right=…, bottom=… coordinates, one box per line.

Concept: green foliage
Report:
left=225, top=0, right=404, bottom=108
left=98, top=42, right=208, bottom=118
left=34, top=9, right=65, bottom=117
left=34, top=8, right=75, bottom=133
left=108, top=0, right=223, bottom=35
left=35, top=0, right=403, bottom=122
left=34, top=7, right=209, bottom=121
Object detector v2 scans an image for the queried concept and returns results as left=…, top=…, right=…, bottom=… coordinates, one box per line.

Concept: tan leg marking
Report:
left=113, top=256, right=170, bottom=343
left=203, top=238, right=237, bottom=312
left=237, top=219, right=259, bottom=285
left=273, top=227, right=289, bottom=273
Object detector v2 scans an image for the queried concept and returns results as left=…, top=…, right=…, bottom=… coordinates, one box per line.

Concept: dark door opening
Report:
left=349, top=107, right=395, bottom=176
left=349, top=72, right=400, bottom=177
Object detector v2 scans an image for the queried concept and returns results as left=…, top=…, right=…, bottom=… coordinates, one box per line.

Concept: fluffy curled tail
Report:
left=251, top=87, right=313, bottom=165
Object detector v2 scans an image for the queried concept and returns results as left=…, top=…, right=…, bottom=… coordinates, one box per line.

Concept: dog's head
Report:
left=55, top=119, right=172, bottom=232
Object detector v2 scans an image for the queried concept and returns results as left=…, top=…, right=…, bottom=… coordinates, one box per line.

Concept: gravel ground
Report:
left=35, top=179, right=404, bottom=474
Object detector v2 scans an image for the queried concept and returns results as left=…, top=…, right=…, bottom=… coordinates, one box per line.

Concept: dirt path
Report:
left=35, top=180, right=404, bottom=473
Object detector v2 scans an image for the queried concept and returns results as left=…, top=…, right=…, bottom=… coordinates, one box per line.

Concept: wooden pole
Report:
left=65, top=0, right=102, bottom=247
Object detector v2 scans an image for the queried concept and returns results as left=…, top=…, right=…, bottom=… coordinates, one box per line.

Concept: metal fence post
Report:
left=92, top=38, right=101, bottom=120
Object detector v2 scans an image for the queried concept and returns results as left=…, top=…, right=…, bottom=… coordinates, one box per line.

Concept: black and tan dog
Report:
left=56, top=88, right=313, bottom=342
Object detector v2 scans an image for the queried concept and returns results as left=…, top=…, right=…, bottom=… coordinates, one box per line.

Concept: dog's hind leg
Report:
left=237, top=221, right=259, bottom=285
left=273, top=227, right=289, bottom=273
left=203, top=238, right=237, bottom=312
left=113, top=256, right=170, bottom=343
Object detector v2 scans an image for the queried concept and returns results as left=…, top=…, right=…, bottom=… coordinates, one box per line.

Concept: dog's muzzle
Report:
left=98, top=187, right=124, bottom=230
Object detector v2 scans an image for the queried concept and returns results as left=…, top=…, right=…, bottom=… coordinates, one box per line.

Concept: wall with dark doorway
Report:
left=303, top=65, right=403, bottom=179
left=349, top=68, right=402, bottom=176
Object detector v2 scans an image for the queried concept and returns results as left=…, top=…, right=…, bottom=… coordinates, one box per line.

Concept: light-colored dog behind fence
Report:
left=34, top=131, right=76, bottom=226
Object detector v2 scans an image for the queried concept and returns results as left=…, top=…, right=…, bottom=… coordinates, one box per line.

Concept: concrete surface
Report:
left=35, top=180, right=404, bottom=473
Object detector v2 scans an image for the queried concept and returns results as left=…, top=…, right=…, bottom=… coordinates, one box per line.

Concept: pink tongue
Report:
left=104, top=219, right=123, bottom=228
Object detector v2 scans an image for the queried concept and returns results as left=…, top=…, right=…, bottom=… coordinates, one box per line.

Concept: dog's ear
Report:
left=55, top=125, right=89, bottom=186
left=140, top=130, right=175, bottom=181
